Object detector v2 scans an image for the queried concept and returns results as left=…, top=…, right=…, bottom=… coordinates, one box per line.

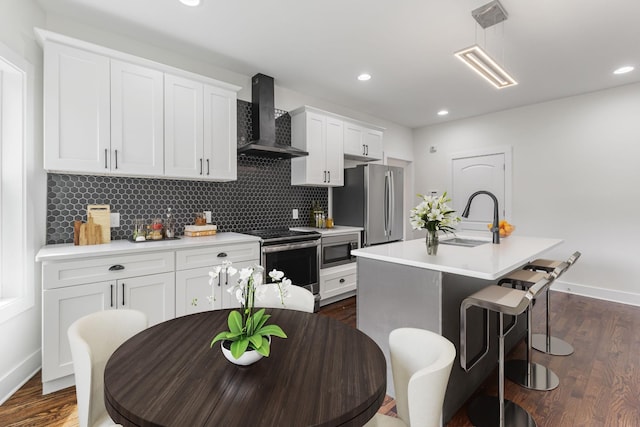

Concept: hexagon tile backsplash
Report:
left=45, top=101, right=328, bottom=244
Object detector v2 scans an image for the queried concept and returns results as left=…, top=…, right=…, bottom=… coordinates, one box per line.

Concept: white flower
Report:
left=238, top=267, right=253, bottom=281
left=268, top=269, right=285, bottom=281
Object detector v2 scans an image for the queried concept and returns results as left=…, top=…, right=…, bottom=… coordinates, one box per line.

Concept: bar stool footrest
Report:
left=505, top=359, right=559, bottom=391
left=468, top=395, right=537, bottom=427
left=531, top=334, right=574, bottom=356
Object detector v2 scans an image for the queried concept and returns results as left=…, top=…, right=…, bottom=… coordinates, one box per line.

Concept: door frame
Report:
left=449, top=145, right=513, bottom=224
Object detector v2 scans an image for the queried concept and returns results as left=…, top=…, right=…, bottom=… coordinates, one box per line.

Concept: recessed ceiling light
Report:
left=357, top=73, right=371, bottom=81
left=179, top=0, right=201, bottom=6
left=613, top=66, right=634, bottom=75
left=437, top=110, right=449, bottom=116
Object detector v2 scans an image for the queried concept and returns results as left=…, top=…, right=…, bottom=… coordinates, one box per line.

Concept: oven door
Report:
left=321, top=234, right=358, bottom=269
left=262, top=240, right=320, bottom=298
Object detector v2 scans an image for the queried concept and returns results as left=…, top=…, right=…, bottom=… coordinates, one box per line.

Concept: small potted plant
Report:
left=209, top=262, right=289, bottom=365
left=410, top=192, right=461, bottom=255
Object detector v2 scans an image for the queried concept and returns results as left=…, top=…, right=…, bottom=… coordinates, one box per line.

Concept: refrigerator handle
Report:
left=387, top=171, right=396, bottom=237
left=384, top=171, right=389, bottom=236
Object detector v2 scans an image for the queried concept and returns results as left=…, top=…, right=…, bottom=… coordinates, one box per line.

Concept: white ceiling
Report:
left=36, top=0, right=640, bottom=128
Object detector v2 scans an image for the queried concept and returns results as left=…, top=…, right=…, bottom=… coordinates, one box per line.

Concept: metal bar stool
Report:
left=460, top=277, right=551, bottom=427
left=524, top=251, right=581, bottom=356
left=497, top=265, right=568, bottom=392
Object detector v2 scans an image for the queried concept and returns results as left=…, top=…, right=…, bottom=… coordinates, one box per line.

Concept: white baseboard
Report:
left=552, top=280, right=640, bottom=307
left=0, top=350, right=41, bottom=405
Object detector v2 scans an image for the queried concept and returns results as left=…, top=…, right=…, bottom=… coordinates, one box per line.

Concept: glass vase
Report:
left=426, top=229, right=439, bottom=255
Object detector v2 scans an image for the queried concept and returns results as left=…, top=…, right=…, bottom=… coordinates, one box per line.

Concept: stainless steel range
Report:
left=243, top=229, right=321, bottom=312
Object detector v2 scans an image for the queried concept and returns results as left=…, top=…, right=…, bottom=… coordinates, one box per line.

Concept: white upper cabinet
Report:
left=343, top=121, right=384, bottom=161
left=164, top=75, right=237, bottom=181
left=164, top=74, right=204, bottom=178
left=43, top=42, right=111, bottom=173
left=37, top=28, right=240, bottom=180
left=291, top=107, right=344, bottom=187
left=110, top=60, right=164, bottom=175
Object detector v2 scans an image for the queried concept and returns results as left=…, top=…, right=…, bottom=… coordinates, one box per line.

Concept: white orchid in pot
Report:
left=209, top=261, right=289, bottom=364
left=410, top=192, right=461, bottom=255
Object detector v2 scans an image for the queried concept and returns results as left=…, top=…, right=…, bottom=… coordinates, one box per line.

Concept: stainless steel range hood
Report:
left=237, top=73, right=308, bottom=159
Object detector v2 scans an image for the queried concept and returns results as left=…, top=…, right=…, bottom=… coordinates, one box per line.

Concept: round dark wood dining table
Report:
left=104, top=309, right=387, bottom=426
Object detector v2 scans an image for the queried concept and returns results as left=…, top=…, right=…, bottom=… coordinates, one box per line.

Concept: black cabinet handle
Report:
left=115, top=149, right=118, bottom=169
left=200, top=158, right=203, bottom=175
left=339, top=278, right=345, bottom=283
left=105, top=149, right=108, bottom=169
left=207, top=159, right=210, bottom=175
left=362, top=145, right=366, bottom=155
left=109, top=264, right=125, bottom=271
left=217, top=252, right=227, bottom=258
left=327, top=171, right=330, bottom=183
left=122, top=283, right=125, bottom=306
left=110, top=284, right=114, bottom=307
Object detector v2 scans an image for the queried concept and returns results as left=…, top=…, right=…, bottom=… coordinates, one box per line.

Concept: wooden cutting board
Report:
left=87, top=204, right=111, bottom=243
left=79, top=216, right=102, bottom=245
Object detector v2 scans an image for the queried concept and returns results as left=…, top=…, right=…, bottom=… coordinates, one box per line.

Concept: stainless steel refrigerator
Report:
left=332, top=164, right=404, bottom=246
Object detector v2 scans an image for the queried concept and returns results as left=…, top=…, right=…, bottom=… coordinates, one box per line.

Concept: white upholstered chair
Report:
left=255, top=283, right=315, bottom=313
left=67, top=309, right=148, bottom=427
left=365, top=328, right=456, bottom=427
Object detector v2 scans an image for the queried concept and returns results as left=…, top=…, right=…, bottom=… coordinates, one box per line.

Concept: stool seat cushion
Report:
left=465, top=285, right=530, bottom=316
left=528, top=258, right=561, bottom=272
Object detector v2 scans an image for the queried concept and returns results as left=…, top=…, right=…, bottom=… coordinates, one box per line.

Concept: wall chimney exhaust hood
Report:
left=237, top=73, right=308, bottom=159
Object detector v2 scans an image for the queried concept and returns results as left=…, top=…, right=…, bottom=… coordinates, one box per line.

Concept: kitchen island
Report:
left=352, top=234, right=563, bottom=423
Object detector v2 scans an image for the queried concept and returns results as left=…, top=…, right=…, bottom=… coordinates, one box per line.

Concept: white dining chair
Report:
left=67, top=309, right=148, bottom=427
left=255, top=283, right=315, bottom=313
left=365, top=328, right=456, bottom=427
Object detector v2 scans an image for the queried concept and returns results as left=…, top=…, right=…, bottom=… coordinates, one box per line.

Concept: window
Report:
left=0, top=42, right=33, bottom=323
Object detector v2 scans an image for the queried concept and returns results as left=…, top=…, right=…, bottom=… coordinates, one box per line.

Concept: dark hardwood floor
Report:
left=1, top=292, right=639, bottom=426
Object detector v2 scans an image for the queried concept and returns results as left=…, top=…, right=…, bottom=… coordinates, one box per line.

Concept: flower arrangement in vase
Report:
left=208, top=261, right=289, bottom=364
left=409, top=192, right=461, bottom=254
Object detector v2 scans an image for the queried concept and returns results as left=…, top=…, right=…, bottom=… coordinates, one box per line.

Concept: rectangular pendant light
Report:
left=454, top=44, right=517, bottom=89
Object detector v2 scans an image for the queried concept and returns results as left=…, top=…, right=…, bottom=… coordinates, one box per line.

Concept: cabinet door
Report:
left=343, top=122, right=365, bottom=158
left=43, top=42, right=110, bottom=173
left=291, top=111, right=326, bottom=186
left=42, top=282, right=112, bottom=382
left=119, top=272, right=175, bottom=326
left=164, top=74, right=204, bottom=178
left=363, top=128, right=383, bottom=161
left=320, top=265, right=357, bottom=301
left=111, top=60, right=164, bottom=176
left=175, top=261, right=253, bottom=317
left=203, top=84, right=237, bottom=181
left=324, top=117, right=344, bottom=187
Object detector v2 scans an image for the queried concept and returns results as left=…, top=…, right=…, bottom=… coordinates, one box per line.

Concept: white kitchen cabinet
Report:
left=110, top=59, right=164, bottom=175
left=43, top=41, right=110, bottom=173
left=320, top=263, right=357, bottom=305
left=37, top=28, right=240, bottom=180
left=175, top=242, right=260, bottom=316
left=40, top=250, right=175, bottom=393
left=290, top=107, right=344, bottom=187
left=41, top=272, right=174, bottom=392
left=343, top=121, right=384, bottom=161
left=164, top=74, right=237, bottom=181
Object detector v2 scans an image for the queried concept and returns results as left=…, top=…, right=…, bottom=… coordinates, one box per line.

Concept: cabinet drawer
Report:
left=320, top=265, right=357, bottom=300
left=42, top=251, right=175, bottom=290
left=176, top=242, right=260, bottom=270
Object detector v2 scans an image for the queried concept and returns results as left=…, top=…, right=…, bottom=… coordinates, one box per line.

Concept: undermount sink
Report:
left=440, top=237, right=490, bottom=247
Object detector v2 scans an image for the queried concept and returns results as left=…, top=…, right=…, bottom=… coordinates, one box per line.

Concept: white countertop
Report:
left=290, top=226, right=363, bottom=236
left=351, top=234, right=563, bottom=280
left=36, top=232, right=261, bottom=262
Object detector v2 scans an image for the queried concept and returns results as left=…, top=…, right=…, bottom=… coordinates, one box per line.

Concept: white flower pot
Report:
left=220, top=338, right=270, bottom=366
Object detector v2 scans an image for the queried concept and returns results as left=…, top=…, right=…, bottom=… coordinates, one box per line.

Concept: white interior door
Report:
left=452, top=151, right=508, bottom=232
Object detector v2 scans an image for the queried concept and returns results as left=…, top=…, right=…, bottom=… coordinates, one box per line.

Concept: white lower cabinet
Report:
left=175, top=242, right=260, bottom=316
left=319, top=264, right=357, bottom=305
left=41, top=272, right=174, bottom=390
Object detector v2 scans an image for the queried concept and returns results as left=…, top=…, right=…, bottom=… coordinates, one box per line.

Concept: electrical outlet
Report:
left=292, top=209, right=299, bottom=219
left=110, top=212, right=120, bottom=227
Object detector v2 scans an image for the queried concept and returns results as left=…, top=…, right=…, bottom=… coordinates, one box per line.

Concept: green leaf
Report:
left=230, top=338, right=249, bottom=359
left=210, top=331, right=231, bottom=347
left=248, top=334, right=263, bottom=349
left=227, top=310, right=243, bottom=334
left=255, top=337, right=270, bottom=357
left=254, top=313, right=271, bottom=330
left=256, top=324, right=287, bottom=339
